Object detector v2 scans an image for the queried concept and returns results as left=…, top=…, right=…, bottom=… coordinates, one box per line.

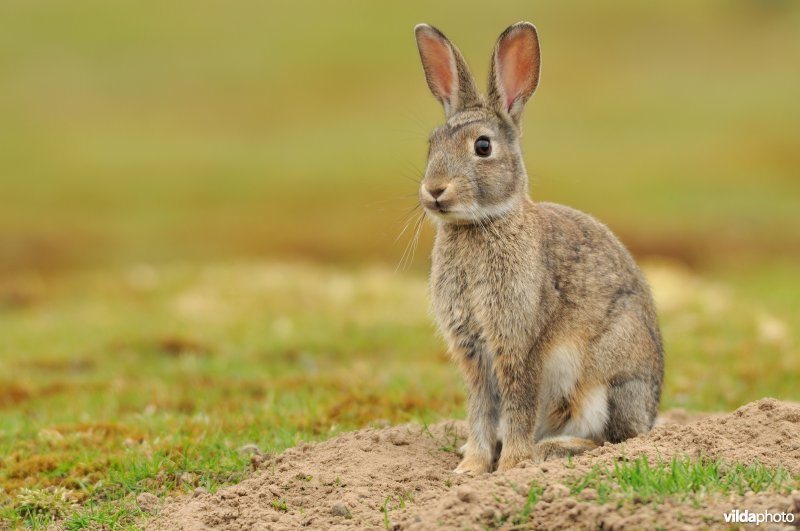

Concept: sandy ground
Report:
left=149, top=399, right=800, bottom=530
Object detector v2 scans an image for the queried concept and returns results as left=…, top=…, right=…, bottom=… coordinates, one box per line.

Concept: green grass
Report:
left=0, top=263, right=458, bottom=528
left=569, top=455, right=800, bottom=505
left=512, top=455, right=800, bottom=525
left=514, top=481, right=544, bottom=524
left=380, top=491, right=414, bottom=527
left=0, top=1, right=799, bottom=272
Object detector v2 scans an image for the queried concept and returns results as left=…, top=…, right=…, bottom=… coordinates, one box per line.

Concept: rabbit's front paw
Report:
left=453, top=453, right=492, bottom=475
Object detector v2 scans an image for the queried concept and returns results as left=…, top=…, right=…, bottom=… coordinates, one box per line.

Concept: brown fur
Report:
left=414, top=23, right=664, bottom=473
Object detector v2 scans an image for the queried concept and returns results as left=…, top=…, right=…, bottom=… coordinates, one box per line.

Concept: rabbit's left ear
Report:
left=488, top=22, right=541, bottom=125
left=415, top=24, right=481, bottom=117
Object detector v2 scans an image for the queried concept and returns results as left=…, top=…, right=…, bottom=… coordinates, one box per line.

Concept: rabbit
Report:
left=413, top=22, right=664, bottom=474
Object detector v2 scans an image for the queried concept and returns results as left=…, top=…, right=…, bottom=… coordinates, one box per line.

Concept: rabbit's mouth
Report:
left=430, top=202, right=450, bottom=214
left=419, top=185, right=486, bottom=223
left=425, top=196, right=522, bottom=225
left=421, top=199, right=455, bottom=217
left=423, top=203, right=478, bottom=224
left=420, top=194, right=455, bottom=215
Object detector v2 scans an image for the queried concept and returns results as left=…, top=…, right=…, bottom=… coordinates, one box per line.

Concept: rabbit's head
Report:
left=414, top=22, right=541, bottom=224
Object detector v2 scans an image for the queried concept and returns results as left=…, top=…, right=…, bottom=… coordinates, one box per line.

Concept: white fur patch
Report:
left=541, top=343, right=581, bottom=399
left=475, top=198, right=519, bottom=220
left=561, top=385, right=609, bottom=440
left=440, top=197, right=519, bottom=223
left=534, top=343, right=583, bottom=441
left=535, top=345, right=609, bottom=441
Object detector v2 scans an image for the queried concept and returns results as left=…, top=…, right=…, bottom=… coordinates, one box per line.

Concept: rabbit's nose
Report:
left=426, top=185, right=448, bottom=199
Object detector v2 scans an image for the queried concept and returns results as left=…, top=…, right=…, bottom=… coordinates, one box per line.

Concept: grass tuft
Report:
left=271, top=498, right=288, bottom=512
left=15, top=487, right=78, bottom=518
left=514, top=481, right=544, bottom=524
left=570, top=454, right=798, bottom=504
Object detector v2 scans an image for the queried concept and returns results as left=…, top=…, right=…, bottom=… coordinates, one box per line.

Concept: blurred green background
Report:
left=1, top=0, right=799, bottom=527
left=1, top=0, right=799, bottom=274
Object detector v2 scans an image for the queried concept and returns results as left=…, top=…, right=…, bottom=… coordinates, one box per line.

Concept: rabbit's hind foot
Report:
left=532, top=436, right=597, bottom=463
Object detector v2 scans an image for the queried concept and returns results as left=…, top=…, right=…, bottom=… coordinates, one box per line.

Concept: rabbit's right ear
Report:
left=414, top=24, right=481, bottom=117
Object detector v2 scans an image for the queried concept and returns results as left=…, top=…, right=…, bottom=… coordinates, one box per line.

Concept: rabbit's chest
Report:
left=430, top=223, right=546, bottom=360
left=431, top=248, right=527, bottom=356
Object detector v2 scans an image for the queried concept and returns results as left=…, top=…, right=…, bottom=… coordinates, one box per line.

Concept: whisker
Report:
left=400, top=159, right=425, bottom=183
left=395, top=218, right=414, bottom=245
left=394, top=205, right=421, bottom=243
left=483, top=210, right=502, bottom=241
left=396, top=211, right=423, bottom=272
left=398, top=211, right=427, bottom=272
left=396, top=203, right=421, bottom=226
left=407, top=211, right=426, bottom=269
left=400, top=172, right=422, bottom=185
left=363, top=195, right=420, bottom=209
left=467, top=204, right=490, bottom=239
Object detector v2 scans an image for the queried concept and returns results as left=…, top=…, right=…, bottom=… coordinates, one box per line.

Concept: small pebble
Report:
left=331, top=503, right=349, bottom=517
left=456, top=486, right=476, bottom=503
left=389, top=432, right=410, bottom=446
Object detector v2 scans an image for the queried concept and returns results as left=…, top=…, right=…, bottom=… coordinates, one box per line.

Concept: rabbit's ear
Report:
left=488, top=22, right=541, bottom=125
left=415, top=24, right=481, bottom=117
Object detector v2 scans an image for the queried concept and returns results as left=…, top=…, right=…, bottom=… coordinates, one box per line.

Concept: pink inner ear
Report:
left=497, top=31, right=536, bottom=111
left=419, top=34, right=454, bottom=99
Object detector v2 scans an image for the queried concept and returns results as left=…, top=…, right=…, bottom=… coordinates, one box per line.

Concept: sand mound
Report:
left=150, top=399, right=800, bottom=530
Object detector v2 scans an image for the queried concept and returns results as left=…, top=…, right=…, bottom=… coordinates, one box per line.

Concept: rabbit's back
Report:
left=534, top=201, right=661, bottom=348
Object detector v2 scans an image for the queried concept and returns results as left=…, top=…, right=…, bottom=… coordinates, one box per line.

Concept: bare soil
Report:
left=150, top=399, right=800, bottom=530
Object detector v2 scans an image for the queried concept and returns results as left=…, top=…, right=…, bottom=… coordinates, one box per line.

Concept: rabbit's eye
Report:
left=474, top=136, right=492, bottom=157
